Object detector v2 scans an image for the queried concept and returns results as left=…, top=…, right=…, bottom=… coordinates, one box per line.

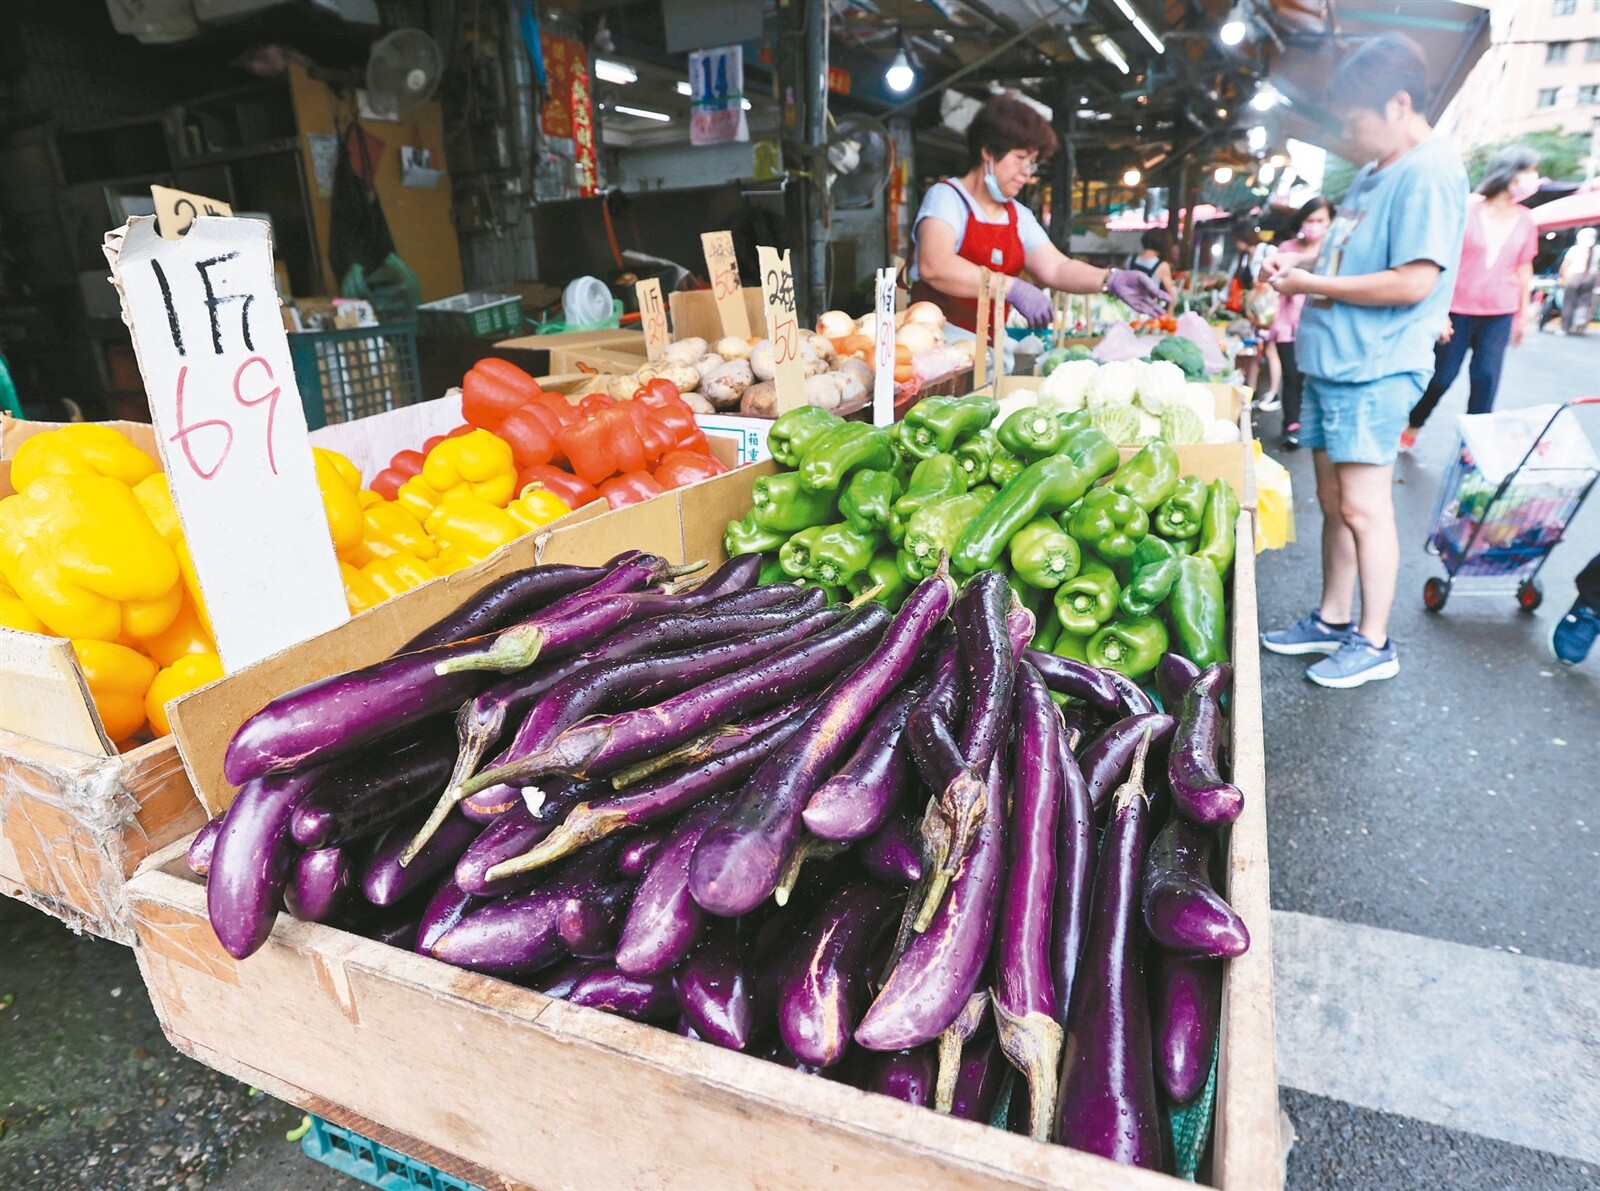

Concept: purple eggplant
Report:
left=566, top=966, right=679, bottom=1021
left=991, top=664, right=1063, bottom=1141
left=1155, top=653, right=1202, bottom=714
left=557, top=879, right=633, bottom=957
left=1169, top=663, right=1243, bottom=827
left=186, top=818, right=220, bottom=879
left=691, top=571, right=956, bottom=918
left=859, top=812, right=923, bottom=885
left=865, top=1048, right=936, bottom=1107
left=415, top=877, right=483, bottom=955
left=283, top=846, right=352, bottom=922
left=1105, top=669, right=1157, bottom=717
left=1154, top=952, right=1222, bottom=1103
left=207, top=765, right=329, bottom=959
left=361, top=907, right=421, bottom=950
left=933, top=991, right=991, bottom=1114
left=1022, top=648, right=1122, bottom=715
left=462, top=605, right=889, bottom=795
left=1052, top=720, right=1096, bottom=1028
left=289, top=730, right=458, bottom=850
left=615, top=797, right=729, bottom=975
left=778, top=882, right=901, bottom=1068
left=856, top=755, right=1005, bottom=1051
left=801, top=683, right=922, bottom=842
left=453, top=784, right=585, bottom=896
left=673, top=920, right=755, bottom=1050
left=949, top=1031, right=1007, bottom=1123
left=1057, top=706, right=1103, bottom=752
left=905, top=699, right=970, bottom=794
left=363, top=810, right=479, bottom=907
left=619, top=829, right=667, bottom=876
left=1142, top=815, right=1249, bottom=958
left=533, top=956, right=606, bottom=999
left=1055, top=731, right=1166, bottom=1172
left=592, top=584, right=823, bottom=657
left=1081, top=713, right=1177, bottom=816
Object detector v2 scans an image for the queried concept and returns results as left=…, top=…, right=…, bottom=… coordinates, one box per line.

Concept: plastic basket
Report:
left=299, top=1115, right=485, bottom=1191
left=289, top=323, right=422, bottom=431
left=533, top=298, right=625, bottom=335
left=416, top=292, right=524, bottom=339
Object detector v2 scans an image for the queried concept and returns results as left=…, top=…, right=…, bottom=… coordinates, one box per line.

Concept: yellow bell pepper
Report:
left=397, top=474, right=443, bottom=522
left=131, top=474, right=213, bottom=638
left=72, top=639, right=158, bottom=743
left=421, top=429, right=516, bottom=507
left=313, top=448, right=366, bottom=557
left=341, top=561, right=386, bottom=614
left=318, top=448, right=363, bottom=491
left=507, top=489, right=572, bottom=533
left=424, top=489, right=522, bottom=557
left=430, top=544, right=484, bottom=576
left=0, top=572, right=46, bottom=634
left=0, top=476, right=182, bottom=642
left=10, top=425, right=159, bottom=492
left=357, top=488, right=383, bottom=508
left=362, top=552, right=435, bottom=601
left=143, top=596, right=215, bottom=667
left=359, top=500, right=438, bottom=562
left=144, top=650, right=224, bottom=736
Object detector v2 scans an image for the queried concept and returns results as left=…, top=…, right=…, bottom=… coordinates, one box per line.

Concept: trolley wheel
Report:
left=1423, top=577, right=1450, bottom=612
left=1517, top=580, right=1543, bottom=612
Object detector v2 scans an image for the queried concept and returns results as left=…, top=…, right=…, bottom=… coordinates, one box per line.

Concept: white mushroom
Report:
left=663, top=337, right=708, bottom=366
left=712, top=335, right=753, bottom=361
left=702, top=358, right=755, bottom=409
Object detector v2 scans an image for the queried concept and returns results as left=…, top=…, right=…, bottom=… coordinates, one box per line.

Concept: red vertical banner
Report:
left=541, top=32, right=577, bottom=138
left=570, top=62, right=600, bottom=197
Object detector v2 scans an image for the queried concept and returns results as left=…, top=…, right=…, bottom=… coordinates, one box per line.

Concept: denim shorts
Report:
left=1298, top=372, right=1425, bottom=465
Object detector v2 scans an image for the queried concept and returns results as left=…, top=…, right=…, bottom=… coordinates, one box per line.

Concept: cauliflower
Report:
left=1135, top=360, right=1187, bottom=416
left=1087, top=359, right=1138, bottom=412
left=1039, top=359, right=1099, bottom=412
left=1160, top=403, right=1206, bottom=445
left=1137, top=412, right=1163, bottom=444
left=1205, top=418, right=1242, bottom=444
left=1091, top=404, right=1142, bottom=444
left=995, top=388, right=1041, bottom=423
left=1180, top=383, right=1218, bottom=422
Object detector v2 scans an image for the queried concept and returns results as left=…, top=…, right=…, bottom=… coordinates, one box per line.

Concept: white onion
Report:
left=816, top=310, right=854, bottom=339
left=896, top=323, right=937, bottom=356
left=904, top=300, right=946, bottom=328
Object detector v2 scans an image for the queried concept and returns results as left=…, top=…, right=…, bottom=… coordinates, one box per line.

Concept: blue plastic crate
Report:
left=300, top=1115, right=485, bottom=1191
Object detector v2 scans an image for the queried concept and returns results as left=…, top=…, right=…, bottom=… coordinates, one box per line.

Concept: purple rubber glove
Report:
left=1007, top=277, right=1054, bottom=329
left=1106, top=268, right=1169, bottom=317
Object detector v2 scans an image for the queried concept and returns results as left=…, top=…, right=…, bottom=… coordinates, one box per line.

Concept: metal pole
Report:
left=803, top=0, right=829, bottom=320
left=1052, top=72, right=1076, bottom=252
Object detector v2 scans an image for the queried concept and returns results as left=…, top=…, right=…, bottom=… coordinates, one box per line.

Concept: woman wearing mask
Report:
left=911, top=95, right=1166, bottom=344
left=1401, top=147, right=1540, bottom=450
left=1263, top=197, right=1333, bottom=448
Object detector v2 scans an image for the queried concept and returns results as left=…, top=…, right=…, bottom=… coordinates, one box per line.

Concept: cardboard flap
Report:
left=0, top=630, right=114, bottom=755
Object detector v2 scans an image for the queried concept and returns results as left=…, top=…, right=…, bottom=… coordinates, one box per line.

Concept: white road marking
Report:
left=1273, top=910, right=1600, bottom=1165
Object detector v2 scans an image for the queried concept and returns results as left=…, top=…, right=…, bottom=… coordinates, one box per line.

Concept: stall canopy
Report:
left=1532, top=184, right=1600, bottom=233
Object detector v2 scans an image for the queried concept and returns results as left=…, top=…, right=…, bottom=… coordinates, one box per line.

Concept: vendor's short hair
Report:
left=1329, top=33, right=1431, bottom=115
left=967, top=96, right=1059, bottom=170
left=1140, top=229, right=1173, bottom=256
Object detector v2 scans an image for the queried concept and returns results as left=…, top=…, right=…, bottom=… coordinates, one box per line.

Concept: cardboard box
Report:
left=693, top=414, right=771, bottom=464
left=668, top=287, right=768, bottom=343
left=546, top=344, right=650, bottom=377
left=134, top=467, right=1277, bottom=1190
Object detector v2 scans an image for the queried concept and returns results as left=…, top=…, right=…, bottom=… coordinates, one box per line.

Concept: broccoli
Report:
left=1150, top=335, right=1207, bottom=381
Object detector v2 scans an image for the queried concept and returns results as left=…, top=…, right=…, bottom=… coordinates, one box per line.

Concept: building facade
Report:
left=1441, top=0, right=1600, bottom=148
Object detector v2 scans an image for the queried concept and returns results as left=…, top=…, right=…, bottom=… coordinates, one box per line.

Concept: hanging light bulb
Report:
left=1123, top=167, right=1142, bottom=187
left=1220, top=2, right=1249, bottom=47
left=885, top=39, right=916, bottom=94
left=1214, top=165, right=1234, bottom=184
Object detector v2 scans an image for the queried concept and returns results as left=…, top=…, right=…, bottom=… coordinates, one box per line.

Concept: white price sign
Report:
left=152, top=184, right=232, bottom=241
left=757, top=245, right=807, bottom=413
left=104, top=216, right=349, bottom=671
left=872, top=267, right=896, bottom=426
left=636, top=277, right=669, bottom=361
left=702, top=230, right=750, bottom=338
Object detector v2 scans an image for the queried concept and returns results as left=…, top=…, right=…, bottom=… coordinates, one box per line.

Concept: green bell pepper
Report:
left=1168, top=554, right=1229, bottom=667
left=1049, top=629, right=1090, bottom=662
left=902, top=491, right=989, bottom=579
left=997, top=406, right=1070, bottom=461
left=1061, top=427, right=1120, bottom=483
left=1009, top=518, right=1082, bottom=589
left=802, top=578, right=846, bottom=604
left=953, top=429, right=997, bottom=486
left=1119, top=534, right=1181, bottom=618
left=954, top=454, right=1093, bottom=574
left=757, top=554, right=790, bottom=586
left=890, top=453, right=967, bottom=544
left=725, top=512, right=788, bottom=557
left=988, top=448, right=1026, bottom=487
left=1153, top=475, right=1209, bottom=540
left=1194, top=478, right=1241, bottom=579
left=809, top=522, right=880, bottom=588
left=967, top=482, right=999, bottom=503
left=779, top=525, right=827, bottom=579
left=848, top=550, right=911, bottom=608
left=1109, top=441, right=1181, bottom=511
left=1056, top=409, right=1093, bottom=440
left=1066, top=486, right=1149, bottom=563
left=1087, top=615, right=1169, bottom=680
left=768, top=406, right=843, bottom=469
left=750, top=471, right=837, bottom=533
left=900, top=395, right=999, bottom=460
left=839, top=469, right=901, bottom=536
left=1053, top=557, right=1120, bottom=636
left=798, top=424, right=896, bottom=493
left=1031, top=590, right=1063, bottom=651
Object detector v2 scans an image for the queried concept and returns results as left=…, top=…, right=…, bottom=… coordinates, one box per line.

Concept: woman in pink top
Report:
left=1261, top=196, right=1332, bottom=449
left=1403, top=147, right=1540, bottom=448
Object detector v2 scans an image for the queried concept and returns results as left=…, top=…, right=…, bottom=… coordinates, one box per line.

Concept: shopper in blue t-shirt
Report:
left=1259, top=33, right=1468, bottom=689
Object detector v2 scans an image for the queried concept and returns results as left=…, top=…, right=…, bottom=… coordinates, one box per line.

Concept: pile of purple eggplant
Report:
left=190, top=547, right=1250, bottom=1175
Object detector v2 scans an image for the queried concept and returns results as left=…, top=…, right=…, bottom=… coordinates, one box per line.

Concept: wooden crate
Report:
left=128, top=464, right=1277, bottom=1190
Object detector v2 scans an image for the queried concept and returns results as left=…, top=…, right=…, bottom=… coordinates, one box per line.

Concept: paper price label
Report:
left=873, top=267, right=896, bottom=426
left=974, top=267, right=993, bottom=389
left=636, top=277, right=669, bottom=361
left=757, top=245, right=807, bottom=413
left=151, top=185, right=233, bottom=241
left=104, top=216, right=349, bottom=671
left=702, top=230, right=750, bottom=338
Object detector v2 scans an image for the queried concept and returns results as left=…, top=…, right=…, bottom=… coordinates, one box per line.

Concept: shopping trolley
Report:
left=1422, top=398, right=1600, bottom=612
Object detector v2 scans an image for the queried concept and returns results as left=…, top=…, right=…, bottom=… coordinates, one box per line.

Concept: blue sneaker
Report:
left=1550, top=599, right=1600, bottom=666
left=1262, top=610, right=1351, bottom=656
left=1306, top=631, right=1400, bottom=689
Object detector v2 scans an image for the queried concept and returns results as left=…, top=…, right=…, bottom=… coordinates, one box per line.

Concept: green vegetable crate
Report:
left=416, top=291, right=525, bottom=340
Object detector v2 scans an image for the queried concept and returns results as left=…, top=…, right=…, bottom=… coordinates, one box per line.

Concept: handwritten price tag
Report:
left=636, top=277, right=669, bottom=361
left=757, top=245, right=807, bottom=413
left=702, top=230, right=750, bottom=338
left=873, top=267, right=896, bottom=426
left=151, top=185, right=233, bottom=242
left=104, top=216, right=348, bottom=671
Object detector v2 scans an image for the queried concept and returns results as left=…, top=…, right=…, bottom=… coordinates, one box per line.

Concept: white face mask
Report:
left=1300, top=223, right=1328, bottom=244
left=1508, top=174, right=1539, bottom=203
left=983, top=166, right=1006, bottom=203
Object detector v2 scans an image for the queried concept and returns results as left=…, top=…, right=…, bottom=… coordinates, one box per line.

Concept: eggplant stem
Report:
left=663, top=558, right=709, bottom=580
left=773, top=836, right=847, bottom=906
left=992, top=1000, right=1064, bottom=1143
left=934, top=991, right=991, bottom=1113
left=400, top=788, right=463, bottom=868
left=608, top=727, right=728, bottom=788
left=847, top=581, right=885, bottom=608
left=433, top=626, right=544, bottom=676
left=913, top=770, right=986, bottom=931
left=402, top=709, right=505, bottom=866
left=482, top=803, right=628, bottom=883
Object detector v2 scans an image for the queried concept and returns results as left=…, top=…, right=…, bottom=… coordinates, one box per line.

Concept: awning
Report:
left=1105, top=203, right=1235, bottom=231
left=1532, top=185, right=1600, bottom=233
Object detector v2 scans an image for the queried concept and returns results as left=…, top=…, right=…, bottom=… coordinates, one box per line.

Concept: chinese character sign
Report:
left=689, top=45, right=749, bottom=147
left=569, top=61, right=600, bottom=197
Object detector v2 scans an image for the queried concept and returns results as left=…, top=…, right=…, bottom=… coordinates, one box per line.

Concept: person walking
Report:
left=1262, top=196, right=1333, bottom=446
left=1558, top=227, right=1600, bottom=335
left=1130, top=228, right=1180, bottom=306
left=1551, top=553, right=1600, bottom=666
left=1400, top=147, right=1540, bottom=451
left=1259, top=33, right=1468, bottom=689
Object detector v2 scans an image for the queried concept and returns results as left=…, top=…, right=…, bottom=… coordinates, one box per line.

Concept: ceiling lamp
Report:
left=594, top=59, right=638, bottom=86
left=1214, top=165, right=1234, bottom=184
left=1247, top=125, right=1268, bottom=153
left=885, top=39, right=916, bottom=94
left=1250, top=83, right=1281, bottom=112
left=1094, top=36, right=1130, bottom=75
left=1109, top=0, right=1165, bottom=55
left=1123, top=167, right=1142, bottom=187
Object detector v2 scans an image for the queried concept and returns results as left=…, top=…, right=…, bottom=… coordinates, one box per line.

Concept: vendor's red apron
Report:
left=910, top=179, right=1026, bottom=333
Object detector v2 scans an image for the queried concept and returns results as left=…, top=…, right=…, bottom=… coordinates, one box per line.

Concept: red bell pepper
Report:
left=494, top=406, right=559, bottom=468
left=625, top=402, right=676, bottom=467
left=675, top=428, right=713, bottom=456
left=637, top=377, right=682, bottom=406
left=577, top=392, right=615, bottom=418
left=653, top=449, right=729, bottom=489
left=462, top=358, right=541, bottom=430
left=530, top=391, right=577, bottom=428
left=390, top=448, right=426, bottom=478
left=558, top=406, right=646, bottom=485
left=421, top=424, right=475, bottom=455
left=370, top=468, right=407, bottom=500
left=598, top=471, right=666, bottom=509
left=518, top=464, right=601, bottom=511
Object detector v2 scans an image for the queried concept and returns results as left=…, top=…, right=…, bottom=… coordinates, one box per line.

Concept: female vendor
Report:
left=910, top=94, right=1168, bottom=342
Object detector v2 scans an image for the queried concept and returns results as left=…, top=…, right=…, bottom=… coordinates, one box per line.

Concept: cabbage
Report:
left=1181, top=383, right=1218, bottom=422
left=1160, top=404, right=1206, bottom=445
left=1137, top=412, right=1163, bottom=443
left=1087, top=360, right=1138, bottom=411
left=1091, top=404, right=1143, bottom=444
left=1039, top=359, right=1099, bottom=411
left=1205, top=418, right=1242, bottom=444
left=1135, top=360, right=1187, bottom=416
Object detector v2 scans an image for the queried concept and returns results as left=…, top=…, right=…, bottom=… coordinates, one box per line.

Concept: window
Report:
left=1548, top=41, right=1571, bottom=63
left=1587, top=39, right=1600, bottom=60
left=1539, top=86, right=1561, bottom=108
left=1555, top=0, right=1575, bottom=14
left=1582, top=84, right=1600, bottom=104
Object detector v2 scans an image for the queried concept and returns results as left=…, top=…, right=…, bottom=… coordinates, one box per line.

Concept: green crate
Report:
left=300, top=1115, right=485, bottom=1191
left=416, top=292, right=524, bottom=339
left=288, top=323, right=422, bottom=431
